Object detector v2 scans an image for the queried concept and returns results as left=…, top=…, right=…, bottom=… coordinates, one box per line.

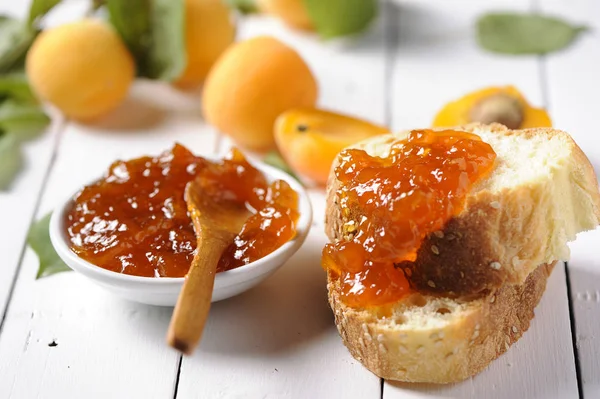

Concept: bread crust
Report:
left=328, top=262, right=555, bottom=383
left=325, top=124, right=600, bottom=297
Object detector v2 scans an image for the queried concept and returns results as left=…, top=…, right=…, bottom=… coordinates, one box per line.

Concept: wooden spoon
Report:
left=167, top=179, right=250, bottom=355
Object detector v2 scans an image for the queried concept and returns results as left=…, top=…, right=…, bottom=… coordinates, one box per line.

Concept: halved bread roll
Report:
left=323, top=124, right=600, bottom=382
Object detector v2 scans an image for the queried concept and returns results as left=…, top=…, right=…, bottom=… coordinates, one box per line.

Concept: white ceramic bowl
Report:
left=50, top=160, right=312, bottom=306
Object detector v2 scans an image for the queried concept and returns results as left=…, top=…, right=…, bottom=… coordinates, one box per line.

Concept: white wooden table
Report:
left=1, top=0, right=599, bottom=398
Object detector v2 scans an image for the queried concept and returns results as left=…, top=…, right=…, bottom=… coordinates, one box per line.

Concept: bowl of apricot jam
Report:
left=49, top=145, right=312, bottom=306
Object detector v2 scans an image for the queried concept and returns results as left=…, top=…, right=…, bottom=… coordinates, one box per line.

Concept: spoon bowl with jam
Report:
left=49, top=145, right=312, bottom=306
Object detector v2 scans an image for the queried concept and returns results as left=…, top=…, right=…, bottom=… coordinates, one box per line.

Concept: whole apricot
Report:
left=274, top=108, right=389, bottom=185
left=26, top=19, right=134, bottom=121
left=173, top=0, right=236, bottom=88
left=202, top=36, right=318, bottom=152
left=258, top=0, right=313, bottom=31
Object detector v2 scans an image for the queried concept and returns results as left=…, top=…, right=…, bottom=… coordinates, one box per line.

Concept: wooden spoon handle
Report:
left=167, top=237, right=228, bottom=355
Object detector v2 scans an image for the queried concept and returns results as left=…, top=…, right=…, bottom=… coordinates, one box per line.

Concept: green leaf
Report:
left=106, top=0, right=186, bottom=81
left=0, top=16, right=38, bottom=73
left=0, top=73, right=37, bottom=104
left=476, top=12, right=587, bottom=55
left=0, top=132, right=23, bottom=190
left=146, top=0, right=186, bottom=80
left=28, top=0, right=62, bottom=27
left=28, top=212, right=71, bottom=279
left=226, top=0, right=258, bottom=14
left=106, top=0, right=152, bottom=72
left=0, top=100, right=50, bottom=141
left=264, top=151, right=302, bottom=182
left=303, top=0, right=378, bottom=39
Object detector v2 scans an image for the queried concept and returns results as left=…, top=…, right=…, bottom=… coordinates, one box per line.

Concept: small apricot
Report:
left=258, top=0, right=314, bottom=31
left=274, top=108, right=389, bottom=185
left=173, top=0, right=236, bottom=88
left=202, top=36, right=318, bottom=152
left=433, top=86, right=552, bottom=129
left=26, top=19, right=134, bottom=121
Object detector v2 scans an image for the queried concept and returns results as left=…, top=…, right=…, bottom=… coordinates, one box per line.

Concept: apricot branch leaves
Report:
left=106, top=0, right=186, bottom=81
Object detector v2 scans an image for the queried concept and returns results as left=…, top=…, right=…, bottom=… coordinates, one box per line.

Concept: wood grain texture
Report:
left=539, top=0, right=600, bottom=397
left=174, top=13, right=387, bottom=399
left=0, top=83, right=218, bottom=398
left=384, top=0, right=579, bottom=397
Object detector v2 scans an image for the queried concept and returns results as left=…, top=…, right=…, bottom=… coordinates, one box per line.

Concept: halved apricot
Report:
left=432, top=86, right=552, bottom=129
left=274, top=108, right=389, bottom=186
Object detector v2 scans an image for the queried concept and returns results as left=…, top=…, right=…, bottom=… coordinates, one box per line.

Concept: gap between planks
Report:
left=564, top=262, right=585, bottom=399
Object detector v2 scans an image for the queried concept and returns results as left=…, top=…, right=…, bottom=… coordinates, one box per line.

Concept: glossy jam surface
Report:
left=322, top=129, right=497, bottom=307
left=65, top=144, right=298, bottom=278
left=196, top=150, right=299, bottom=272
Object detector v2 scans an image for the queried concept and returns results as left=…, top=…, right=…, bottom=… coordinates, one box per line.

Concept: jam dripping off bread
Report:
left=324, top=123, right=600, bottom=383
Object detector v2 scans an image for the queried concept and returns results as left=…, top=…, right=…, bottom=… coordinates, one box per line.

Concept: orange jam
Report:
left=322, top=129, right=496, bottom=307
left=65, top=144, right=299, bottom=278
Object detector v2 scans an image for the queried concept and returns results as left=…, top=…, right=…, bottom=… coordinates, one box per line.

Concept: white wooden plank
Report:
left=0, top=82, right=218, bottom=398
left=0, top=0, right=39, bottom=321
left=389, top=0, right=544, bottom=130
left=538, top=1, right=600, bottom=397
left=0, top=0, right=89, bottom=324
left=567, top=235, right=600, bottom=398
left=175, top=12, right=387, bottom=399
left=385, top=0, right=579, bottom=397
left=0, top=115, right=63, bottom=319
